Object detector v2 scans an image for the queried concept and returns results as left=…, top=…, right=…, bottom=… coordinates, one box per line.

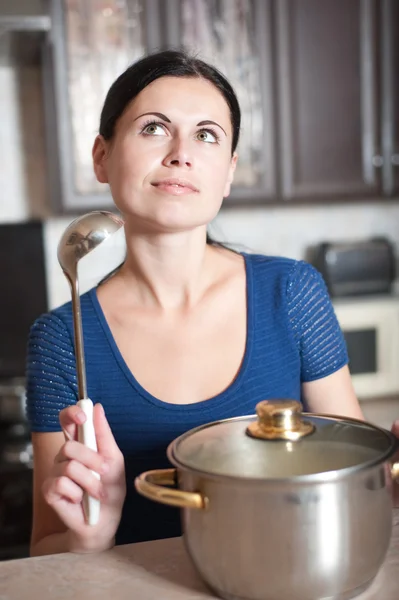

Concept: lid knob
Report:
left=246, top=400, right=315, bottom=441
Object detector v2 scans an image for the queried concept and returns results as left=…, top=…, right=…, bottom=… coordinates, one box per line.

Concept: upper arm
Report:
left=287, top=261, right=348, bottom=383
left=30, top=432, right=68, bottom=548
left=26, top=313, right=77, bottom=547
left=26, top=312, right=77, bottom=431
left=302, top=364, right=365, bottom=420
left=287, top=262, right=363, bottom=419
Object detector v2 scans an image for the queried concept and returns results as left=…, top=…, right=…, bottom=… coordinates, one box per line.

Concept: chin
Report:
left=145, top=203, right=220, bottom=234
left=117, top=191, right=222, bottom=232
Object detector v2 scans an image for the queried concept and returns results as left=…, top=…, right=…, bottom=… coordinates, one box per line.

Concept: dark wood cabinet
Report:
left=393, top=0, right=399, bottom=194
left=40, top=0, right=399, bottom=212
left=381, top=0, right=399, bottom=196
left=162, top=0, right=277, bottom=204
left=275, top=0, right=382, bottom=201
left=46, top=0, right=164, bottom=213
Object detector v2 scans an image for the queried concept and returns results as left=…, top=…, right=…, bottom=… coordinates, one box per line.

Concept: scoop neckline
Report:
left=89, top=252, right=255, bottom=412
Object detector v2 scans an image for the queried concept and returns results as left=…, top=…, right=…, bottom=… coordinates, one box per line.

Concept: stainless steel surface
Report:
left=168, top=407, right=396, bottom=480
left=179, top=464, right=394, bottom=600
left=57, top=211, right=123, bottom=399
left=135, top=402, right=399, bottom=600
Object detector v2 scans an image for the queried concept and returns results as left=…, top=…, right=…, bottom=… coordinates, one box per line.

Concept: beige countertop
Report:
left=1, top=509, right=398, bottom=600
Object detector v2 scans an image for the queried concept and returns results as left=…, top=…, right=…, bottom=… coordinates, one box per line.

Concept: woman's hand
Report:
left=391, top=420, right=399, bottom=508
left=41, top=403, right=126, bottom=553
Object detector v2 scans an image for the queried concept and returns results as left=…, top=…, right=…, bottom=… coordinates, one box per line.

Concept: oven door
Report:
left=334, top=299, right=399, bottom=399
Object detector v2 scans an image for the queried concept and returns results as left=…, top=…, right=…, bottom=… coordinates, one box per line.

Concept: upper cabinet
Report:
left=44, top=0, right=399, bottom=213
left=275, top=0, right=381, bottom=200
left=161, top=0, right=277, bottom=204
left=381, top=0, right=399, bottom=196
left=47, top=0, right=275, bottom=212
left=275, top=0, right=399, bottom=201
left=46, top=0, right=162, bottom=212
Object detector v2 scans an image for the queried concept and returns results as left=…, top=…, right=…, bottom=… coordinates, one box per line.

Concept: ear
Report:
left=223, top=153, right=238, bottom=198
left=92, top=135, right=109, bottom=184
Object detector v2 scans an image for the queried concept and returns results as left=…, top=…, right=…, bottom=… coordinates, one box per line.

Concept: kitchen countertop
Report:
left=1, top=509, right=398, bottom=600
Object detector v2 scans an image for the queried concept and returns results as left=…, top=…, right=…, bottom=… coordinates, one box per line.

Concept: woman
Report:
left=26, top=50, right=399, bottom=557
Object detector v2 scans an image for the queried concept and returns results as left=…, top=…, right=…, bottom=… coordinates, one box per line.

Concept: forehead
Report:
left=126, top=76, right=231, bottom=125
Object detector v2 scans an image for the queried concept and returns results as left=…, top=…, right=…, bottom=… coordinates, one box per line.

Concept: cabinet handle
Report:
left=372, top=155, right=384, bottom=168
left=391, top=154, right=399, bottom=166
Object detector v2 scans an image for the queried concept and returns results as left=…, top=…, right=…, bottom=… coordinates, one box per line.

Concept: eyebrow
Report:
left=133, top=112, right=227, bottom=136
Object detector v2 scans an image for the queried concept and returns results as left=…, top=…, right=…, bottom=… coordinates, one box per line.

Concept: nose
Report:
left=163, top=138, right=193, bottom=169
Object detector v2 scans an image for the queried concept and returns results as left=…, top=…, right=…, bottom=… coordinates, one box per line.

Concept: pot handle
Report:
left=134, top=468, right=207, bottom=510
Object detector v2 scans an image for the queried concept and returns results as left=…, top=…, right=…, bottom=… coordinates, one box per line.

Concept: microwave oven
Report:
left=333, top=295, right=399, bottom=399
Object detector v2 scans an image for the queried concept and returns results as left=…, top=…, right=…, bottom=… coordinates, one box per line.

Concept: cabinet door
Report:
left=381, top=0, right=399, bottom=195
left=276, top=0, right=382, bottom=201
left=48, top=0, right=162, bottom=213
left=162, top=0, right=276, bottom=203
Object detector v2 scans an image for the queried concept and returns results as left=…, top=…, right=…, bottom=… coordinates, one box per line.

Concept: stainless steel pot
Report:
left=135, top=400, right=399, bottom=600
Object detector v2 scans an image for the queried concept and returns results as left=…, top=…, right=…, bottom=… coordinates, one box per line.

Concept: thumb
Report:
left=93, top=403, right=119, bottom=460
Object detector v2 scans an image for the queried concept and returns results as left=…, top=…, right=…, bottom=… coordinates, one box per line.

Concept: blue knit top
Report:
left=26, top=254, right=348, bottom=544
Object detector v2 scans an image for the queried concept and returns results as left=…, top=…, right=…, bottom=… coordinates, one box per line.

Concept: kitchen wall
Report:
left=1, top=60, right=399, bottom=310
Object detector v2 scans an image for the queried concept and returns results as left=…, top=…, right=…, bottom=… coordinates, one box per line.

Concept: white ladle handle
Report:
left=77, top=399, right=100, bottom=525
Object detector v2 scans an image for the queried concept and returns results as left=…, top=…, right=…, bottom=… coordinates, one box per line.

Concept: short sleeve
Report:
left=286, top=261, right=348, bottom=382
left=26, top=313, right=78, bottom=432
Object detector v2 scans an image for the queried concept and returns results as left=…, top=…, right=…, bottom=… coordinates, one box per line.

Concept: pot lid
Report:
left=169, top=400, right=397, bottom=480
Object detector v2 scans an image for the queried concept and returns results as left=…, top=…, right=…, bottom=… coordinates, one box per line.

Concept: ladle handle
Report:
left=77, top=399, right=100, bottom=525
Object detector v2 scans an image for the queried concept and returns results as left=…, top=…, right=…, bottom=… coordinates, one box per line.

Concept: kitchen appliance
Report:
left=311, top=238, right=396, bottom=297
left=135, top=400, right=399, bottom=600
left=333, top=294, right=399, bottom=399
left=57, top=210, right=124, bottom=525
left=0, top=382, right=33, bottom=560
left=0, top=221, right=47, bottom=560
left=0, top=221, right=48, bottom=379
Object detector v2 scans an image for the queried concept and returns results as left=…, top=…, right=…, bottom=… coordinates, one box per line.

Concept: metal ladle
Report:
left=57, top=210, right=124, bottom=525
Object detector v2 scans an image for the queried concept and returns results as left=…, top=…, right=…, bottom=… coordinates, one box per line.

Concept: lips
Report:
left=151, top=178, right=199, bottom=193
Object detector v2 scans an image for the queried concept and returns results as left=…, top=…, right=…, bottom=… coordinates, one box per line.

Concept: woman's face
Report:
left=93, top=76, right=237, bottom=234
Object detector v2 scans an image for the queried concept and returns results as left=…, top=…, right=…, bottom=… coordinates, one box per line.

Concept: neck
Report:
left=118, top=225, right=215, bottom=310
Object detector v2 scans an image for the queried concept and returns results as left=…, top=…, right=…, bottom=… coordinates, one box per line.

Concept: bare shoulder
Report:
left=95, top=266, right=126, bottom=311
left=208, top=245, right=245, bottom=278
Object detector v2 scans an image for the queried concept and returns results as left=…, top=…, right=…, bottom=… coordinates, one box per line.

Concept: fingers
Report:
left=43, top=473, right=84, bottom=506
left=59, top=405, right=87, bottom=442
left=59, top=404, right=120, bottom=465
left=93, top=403, right=122, bottom=462
left=54, top=440, right=109, bottom=476
left=45, top=458, right=104, bottom=506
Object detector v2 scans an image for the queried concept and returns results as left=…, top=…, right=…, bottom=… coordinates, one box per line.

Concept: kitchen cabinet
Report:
left=275, top=0, right=399, bottom=202
left=161, top=0, right=277, bottom=204
left=47, top=0, right=275, bottom=212
left=381, top=0, right=399, bottom=196
left=46, top=0, right=164, bottom=213
left=44, top=0, right=399, bottom=213
left=275, top=0, right=382, bottom=200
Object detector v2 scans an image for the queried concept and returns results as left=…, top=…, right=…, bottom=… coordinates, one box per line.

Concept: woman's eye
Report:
left=142, top=122, right=167, bottom=136
left=196, top=129, right=218, bottom=143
